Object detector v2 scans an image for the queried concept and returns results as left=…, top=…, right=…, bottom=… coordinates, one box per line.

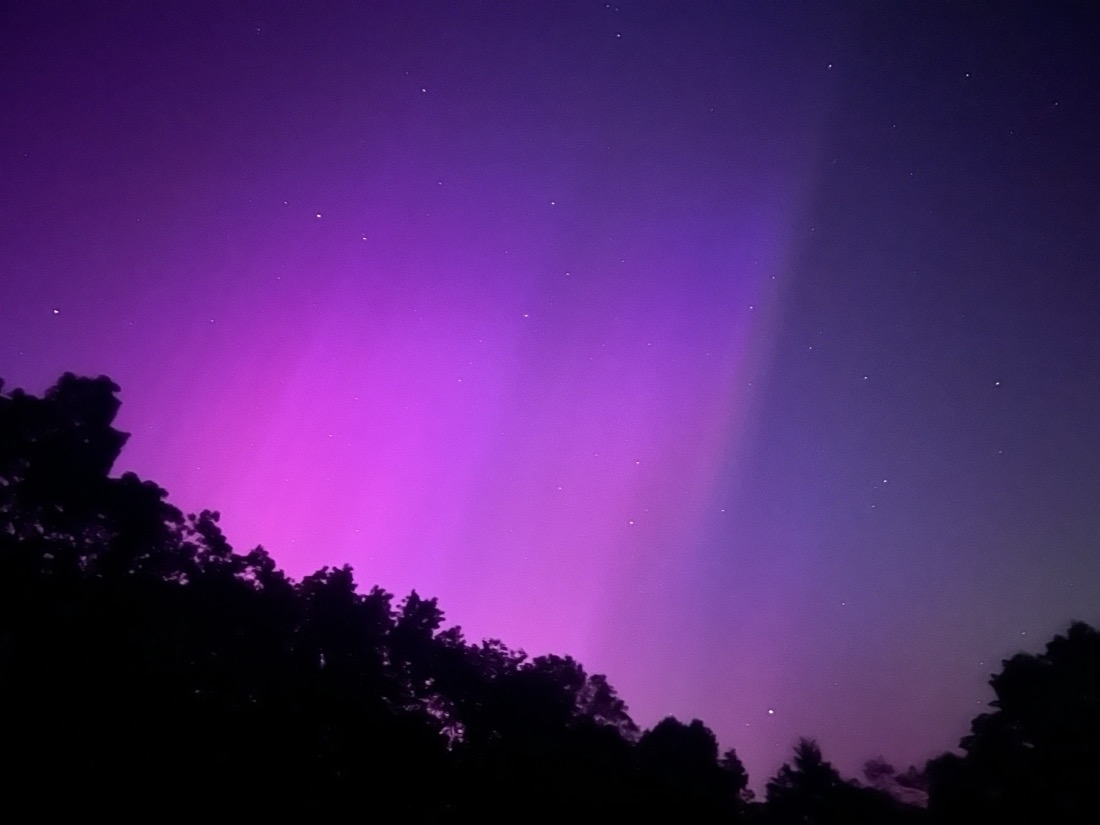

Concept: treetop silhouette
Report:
left=5, top=373, right=1093, bottom=822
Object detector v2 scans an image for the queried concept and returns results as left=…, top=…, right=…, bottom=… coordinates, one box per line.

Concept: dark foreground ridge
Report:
left=1, top=373, right=1096, bottom=821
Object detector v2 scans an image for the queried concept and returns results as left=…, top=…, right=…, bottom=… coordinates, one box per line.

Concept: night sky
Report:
left=3, top=1, right=1099, bottom=786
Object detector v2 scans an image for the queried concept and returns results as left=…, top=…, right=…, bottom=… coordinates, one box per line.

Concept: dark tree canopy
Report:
left=7, top=374, right=1086, bottom=823
left=764, top=738, right=920, bottom=825
left=0, top=374, right=650, bottom=817
left=926, top=621, right=1100, bottom=824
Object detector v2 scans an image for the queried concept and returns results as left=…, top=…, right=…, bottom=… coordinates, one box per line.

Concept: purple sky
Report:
left=3, top=1, right=1099, bottom=787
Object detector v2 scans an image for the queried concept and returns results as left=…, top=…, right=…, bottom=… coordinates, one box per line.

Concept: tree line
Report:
left=1, top=373, right=1097, bottom=821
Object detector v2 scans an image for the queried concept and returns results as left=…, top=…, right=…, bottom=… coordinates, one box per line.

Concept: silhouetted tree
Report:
left=578, top=671, right=639, bottom=740
left=722, top=746, right=755, bottom=805
left=0, top=376, right=442, bottom=814
left=766, top=738, right=845, bottom=823
left=0, top=373, right=929, bottom=821
left=927, top=622, right=1100, bottom=824
left=2, top=372, right=661, bottom=818
left=635, top=716, right=746, bottom=819
left=765, top=738, right=918, bottom=824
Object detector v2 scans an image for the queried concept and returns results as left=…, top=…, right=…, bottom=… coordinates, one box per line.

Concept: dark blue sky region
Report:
left=2, top=1, right=1098, bottom=785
